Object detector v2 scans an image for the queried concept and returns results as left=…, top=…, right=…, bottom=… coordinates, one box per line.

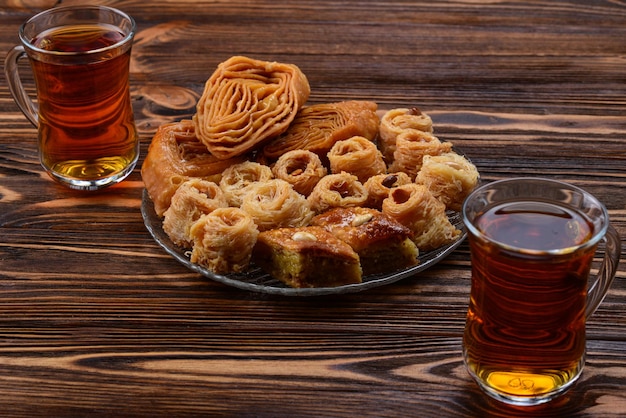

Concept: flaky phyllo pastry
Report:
left=240, top=179, right=314, bottom=231
left=189, top=207, right=259, bottom=274
left=382, top=183, right=461, bottom=251
left=416, top=152, right=479, bottom=212
left=379, top=107, right=434, bottom=164
left=261, top=100, right=379, bottom=162
left=219, top=161, right=274, bottom=207
left=271, top=150, right=327, bottom=196
left=163, top=179, right=228, bottom=248
left=311, top=207, right=419, bottom=275
left=252, top=226, right=362, bottom=288
left=307, top=171, right=368, bottom=213
left=142, top=119, right=246, bottom=216
left=193, top=56, right=310, bottom=159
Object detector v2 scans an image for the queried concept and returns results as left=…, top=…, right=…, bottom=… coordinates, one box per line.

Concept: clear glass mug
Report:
left=4, top=5, right=139, bottom=191
left=462, top=177, right=621, bottom=406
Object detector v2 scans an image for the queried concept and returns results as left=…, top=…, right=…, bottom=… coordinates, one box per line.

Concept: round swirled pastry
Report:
left=271, top=150, right=327, bottom=196
left=379, top=107, right=434, bottom=164
left=416, top=152, right=479, bottom=212
left=382, top=183, right=460, bottom=251
left=307, top=171, right=368, bottom=213
left=193, top=56, right=310, bottom=159
left=141, top=119, right=246, bottom=216
left=189, top=207, right=259, bottom=274
left=219, top=161, right=274, bottom=207
left=388, top=130, right=452, bottom=180
left=240, top=179, right=313, bottom=231
left=162, top=179, right=228, bottom=248
left=327, top=136, right=386, bottom=183
left=363, top=172, right=412, bottom=209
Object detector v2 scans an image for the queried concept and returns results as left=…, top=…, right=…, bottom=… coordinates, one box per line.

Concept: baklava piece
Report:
left=307, top=171, right=368, bottom=213
left=252, top=226, right=362, bottom=288
left=240, top=179, right=314, bottom=231
left=327, top=136, right=386, bottom=183
left=312, top=207, right=419, bottom=275
left=162, top=179, right=228, bottom=248
left=416, top=152, right=479, bottom=212
left=388, top=130, right=452, bottom=180
left=363, top=172, right=412, bottom=209
left=379, top=107, right=434, bottom=164
left=271, top=149, right=327, bottom=196
left=189, top=207, right=259, bottom=274
left=382, top=183, right=460, bottom=251
left=219, top=161, right=274, bottom=207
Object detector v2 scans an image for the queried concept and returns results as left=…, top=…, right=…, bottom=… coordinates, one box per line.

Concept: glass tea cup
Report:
left=461, top=177, right=620, bottom=406
left=4, top=5, right=139, bottom=191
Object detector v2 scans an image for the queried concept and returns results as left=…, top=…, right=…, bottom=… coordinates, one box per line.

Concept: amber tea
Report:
left=464, top=201, right=594, bottom=400
left=461, top=178, right=620, bottom=406
left=5, top=6, right=138, bottom=190
left=33, top=24, right=137, bottom=187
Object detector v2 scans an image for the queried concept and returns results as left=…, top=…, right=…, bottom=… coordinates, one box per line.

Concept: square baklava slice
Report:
left=312, top=207, right=419, bottom=275
left=253, top=226, right=362, bottom=288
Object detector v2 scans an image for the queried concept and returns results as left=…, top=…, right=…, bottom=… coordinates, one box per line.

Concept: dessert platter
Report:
left=141, top=55, right=479, bottom=296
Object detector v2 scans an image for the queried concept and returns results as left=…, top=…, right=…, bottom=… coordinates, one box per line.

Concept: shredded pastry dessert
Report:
left=193, top=56, right=310, bottom=159
left=382, top=183, right=461, bottom=251
left=379, top=107, right=434, bottom=164
left=219, top=161, right=274, bottom=207
left=271, top=149, right=327, bottom=196
left=163, top=179, right=228, bottom=248
left=307, top=171, right=368, bottom=213
left=363, top=172, right=412, bottom=209
left=189, top=207, right=259, bottom=274
left=388, top=130, right=453, bottom=180
left=240, top=179, right=314, bottom=231
left=327, top=136, right=386, bottom=183
left=416, top=152, right=479, bottom=212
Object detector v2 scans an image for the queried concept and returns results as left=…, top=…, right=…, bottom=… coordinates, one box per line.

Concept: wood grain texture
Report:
left=1, top=0, right=626, bottom=416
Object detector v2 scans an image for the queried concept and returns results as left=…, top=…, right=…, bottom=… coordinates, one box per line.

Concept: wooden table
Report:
left=1, top=1, right=625, bottom=416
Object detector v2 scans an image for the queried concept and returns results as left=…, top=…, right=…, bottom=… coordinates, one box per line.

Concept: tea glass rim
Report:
left=18, top=5, right=136, bottom=57
left=462, top=177, right=610, bottom=256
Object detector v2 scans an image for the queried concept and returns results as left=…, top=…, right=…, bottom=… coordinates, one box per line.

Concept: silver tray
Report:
left=142, top=189, right=466, bottom=296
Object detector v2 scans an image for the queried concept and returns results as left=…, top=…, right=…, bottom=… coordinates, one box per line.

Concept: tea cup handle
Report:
left=586, top=223, right=621, bottom=318
left=4, top=45, right=39, bottom=127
